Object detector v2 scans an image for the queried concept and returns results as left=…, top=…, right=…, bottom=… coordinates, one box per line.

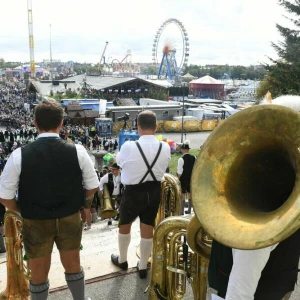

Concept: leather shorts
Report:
left=22, top=211, right=82, bottom=259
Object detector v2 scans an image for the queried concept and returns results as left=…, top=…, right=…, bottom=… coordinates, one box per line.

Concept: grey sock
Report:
left=0, top=233, right=5, bottom=251
left=65, top=267, right=85, bottom=300
left=29, top=280, right=49, bottom=300
left=181, top=200, right=185, bottom=215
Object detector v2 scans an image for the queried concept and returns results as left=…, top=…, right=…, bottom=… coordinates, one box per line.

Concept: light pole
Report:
left=181, top=82, right=187, bottom=143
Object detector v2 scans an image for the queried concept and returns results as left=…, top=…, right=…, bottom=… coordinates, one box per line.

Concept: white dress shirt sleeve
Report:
left=0, top=148, right=21, bottom=199
left=177, top=157, right=184, bottom=175
left=225, top=244, right=278, bottom=300
left=116, top=142, right=130, bottom=168
left=75, top=145, right=99, bottom=190
left=99, top=174, right=109, bottom=191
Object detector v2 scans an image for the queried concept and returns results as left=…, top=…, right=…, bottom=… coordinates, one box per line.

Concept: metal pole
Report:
left=181, top=84, right=185, bottom=143
left=49, top=24, right=52, bottom=81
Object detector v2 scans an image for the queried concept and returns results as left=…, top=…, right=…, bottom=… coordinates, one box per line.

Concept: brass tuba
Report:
left=148, top=216, right=190, bottom=300
left=0, top=210, right=30, bottom=299
left=186, top=216, right=212, bottom=300
left=148, top=216, right=212, bottom=300
left=191, top=104, right=300, bottom=250
left=155, top=173, right=182, bottom=226
left=99, top=183, right=118, bottom=219
left=149, top=104, right=300, bottom=299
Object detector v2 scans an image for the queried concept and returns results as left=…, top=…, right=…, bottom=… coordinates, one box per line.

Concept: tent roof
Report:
left=182, top=72, right=196, bottom=78
left=190, top=75, right=223, bottom=85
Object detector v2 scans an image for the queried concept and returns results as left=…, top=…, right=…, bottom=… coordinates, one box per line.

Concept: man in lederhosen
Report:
left=177, top=140, right=196, bottom=214
left=99, top=163, right=122, bottom=225
left=110, top=110, right=170, bottom=279
left=0, top=100, right=99, bottom=300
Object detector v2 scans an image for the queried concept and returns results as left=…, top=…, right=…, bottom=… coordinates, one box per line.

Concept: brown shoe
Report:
left=111, top=254, right=128, bottom=270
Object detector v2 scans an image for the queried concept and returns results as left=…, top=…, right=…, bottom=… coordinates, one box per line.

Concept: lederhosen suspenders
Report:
left=135, top=141, right=162, bottom=185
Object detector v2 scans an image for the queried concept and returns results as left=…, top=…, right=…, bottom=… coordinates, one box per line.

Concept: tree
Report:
left=0, top=58, right=5, bottom=68
left=257, top=0, right=300, bottom=99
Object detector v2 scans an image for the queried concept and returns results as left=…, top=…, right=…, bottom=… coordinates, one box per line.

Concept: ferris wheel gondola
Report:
left=152, top=18, right=189, bottom=80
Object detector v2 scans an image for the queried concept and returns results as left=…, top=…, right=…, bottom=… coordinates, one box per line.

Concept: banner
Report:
left=99, top=99, right=107, bottom=115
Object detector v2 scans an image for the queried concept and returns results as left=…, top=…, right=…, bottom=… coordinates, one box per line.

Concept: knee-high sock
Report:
left=186, top=199, right=192, bottom=212
left=65, top=267, right=85, bottom=300
left=139, top=238, right=153, bottom=269
left=30, top=280, right=49, bottom=300
left=118, top=233, right=131, bottom=263
left=92, top=212, right=97, bottom=223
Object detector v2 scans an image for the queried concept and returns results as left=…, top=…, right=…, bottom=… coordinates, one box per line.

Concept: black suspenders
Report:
left=135, top=141, right=162, bottom=185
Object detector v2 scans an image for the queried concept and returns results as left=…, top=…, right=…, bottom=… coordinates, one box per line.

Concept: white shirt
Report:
left=225, top=244, right=278, bottom=300
left=0, top=133, right=99, bottom=200
left=116, top=135, right=170, bottom=185
left=99, top=173, right=121, bottom=196
left=177, top=156, right=185, bottom=175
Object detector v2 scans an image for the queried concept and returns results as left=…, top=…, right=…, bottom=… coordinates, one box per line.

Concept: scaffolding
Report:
left=27, top=0, right=35, bottom=79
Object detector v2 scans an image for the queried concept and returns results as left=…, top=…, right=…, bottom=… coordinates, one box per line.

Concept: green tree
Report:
left=257, top=0, right=300, bottom=99
left=148, top=87, right=168, bottom=100
left=0, top=58, right=5, bottom=68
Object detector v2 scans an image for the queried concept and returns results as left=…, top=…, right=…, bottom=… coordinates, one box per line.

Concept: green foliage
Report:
left=148, top=87, right=168, bottom=100
left=256, top=74, right=280, bottom=101
left=140, top=65, right=157, bottom=75
left=0, top=58, right=5, bottom=68
left=4, top=61, right=20, bottom=68
left=185, top=64, right=266, bottom=80
left=258, top=0, right=300, bottom=98
left=65, top=88, right=78, bottom=98
left=73, top=63, right=103, bottom=75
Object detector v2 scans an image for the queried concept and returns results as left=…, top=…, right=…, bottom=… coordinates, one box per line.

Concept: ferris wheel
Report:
left=152, top=18, right=189, bottom=80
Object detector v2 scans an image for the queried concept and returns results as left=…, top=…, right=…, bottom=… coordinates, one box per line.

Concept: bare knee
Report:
left=140, top=223, right=154, bottom=239
left=119, top=223, right=132, bottom=234
left=29, top=255, right=51, bottom=284
left=60, top=249, right=81, bottom=274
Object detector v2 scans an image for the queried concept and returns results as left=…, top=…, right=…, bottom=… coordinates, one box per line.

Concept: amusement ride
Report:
left=152, top=18, right=190, bottom=81
left=110, top=49, right=141, bottom=76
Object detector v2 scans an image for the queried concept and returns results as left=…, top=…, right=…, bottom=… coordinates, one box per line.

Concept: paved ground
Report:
left=157, top=131, right=211, bottom=150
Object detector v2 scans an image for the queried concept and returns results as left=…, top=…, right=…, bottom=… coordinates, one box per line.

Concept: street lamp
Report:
left=181, top=82, right=188, bottom=143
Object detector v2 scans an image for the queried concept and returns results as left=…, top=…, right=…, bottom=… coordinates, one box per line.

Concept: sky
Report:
left=0, top=0, right=293, bottom=67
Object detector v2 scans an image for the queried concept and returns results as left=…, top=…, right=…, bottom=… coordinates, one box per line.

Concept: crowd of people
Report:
left=0, top=83, right=119, bottom=177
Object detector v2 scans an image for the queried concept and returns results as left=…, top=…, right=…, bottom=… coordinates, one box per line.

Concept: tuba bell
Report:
left=99, top=183, right=118, bottom=219
left=191, top=104, right=300, bottom=250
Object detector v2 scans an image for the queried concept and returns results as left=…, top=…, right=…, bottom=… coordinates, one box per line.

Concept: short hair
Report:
left=137, top=110, right=157, bottom=131
left=34, top=100, right=64, bottom=131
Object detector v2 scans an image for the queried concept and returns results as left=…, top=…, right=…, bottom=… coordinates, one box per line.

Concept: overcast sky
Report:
left=0, top=0, right=292, bottom=66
